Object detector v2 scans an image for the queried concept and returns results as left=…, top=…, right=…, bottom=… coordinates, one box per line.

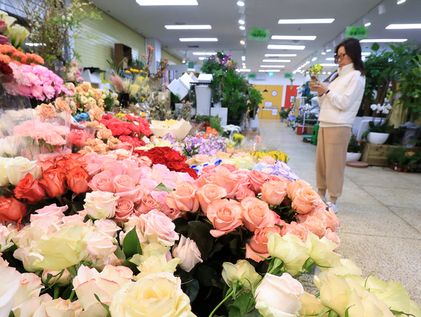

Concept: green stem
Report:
left=208, top=289, right=235, bottom=317
left=53, top=286, right=60, bottom=299
left=69, top=290, right=75, bottom=302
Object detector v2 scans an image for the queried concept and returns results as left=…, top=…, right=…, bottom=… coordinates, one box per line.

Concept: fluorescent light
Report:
left=386, top=23, right=421, bottom=30
left=237, top=68, right=251, bottom=72
left=364, top=22, right=372, bottom=27
left=179, top=38, right=218, bottom=42
left=192, top=52, right=216, bottom=56
left=260, top=65, right=285, bottom=68
left=278, top=18, right=335, bottom=24
left=397, top=0, right=406, bottom=4
left=326, top=49, right=332, bottom=53
left=240, top=40, right=246, bottom=45
left=239, top=25, right=245, bottom=30
left=198, top=57, right=207, bottom=60
left=137, top=0, right=198, bottom=5
left=326, top=57, right=335, bottom=61
left=262, top=59, right=291, bottom=63
left=360, top=38, right=407, bottom=43
left=259, top=69, right=281, bottom=72
left=236, top=0, right=245, bottom=6
left=320, top=63, right=337, bottom=67
left=268, top=44, right=305, bottom=50
left=239, top=19, right=245, bottom=25
left=165, top=25, right=211, bottom=30
left=321, top=52, right=326, bottom=55
left=26, top=43, right=46, bottom=47
left=311, top=57, right=318, bottom=62
left=271, top=35, right=317, bottom=41
left=361, top=52, right=371, bottom=56
left=264, top=53, right=297, bottom=57
left=241, top=56, right=246, bottom=61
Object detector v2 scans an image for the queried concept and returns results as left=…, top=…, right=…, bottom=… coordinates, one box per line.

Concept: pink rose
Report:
left=166, top=182, right=199, bottom=213
left=261, top=180, right=288, bottom=206
left=172, top=235, right=203, bottom=272
left=135, top=194, right=160, bottom=215
left=249, top=171, right=270, bottom=193
left=246, top=226, right=283, bottom=262
left=281, top=222, right=308, bottom=240
left=30, top=204, right=67, bottom=225
left=150, top=191, right=181, bottom=220
left=89, top=171, right=115, bottom=192
left=113, top=174, right=135, bottom=193
left=196, top=184, right=227, bottom=213
left=206, top=199, right=243, bottom=238
left=115, top=198, right=135, bottom=222
left=94, top=219, right=120, bottom=237
left=241, top=197, right=277, bottom=232
left=324, top=229, right=340, bottom=245
left=196, top=171, right=217, bottom=187
left=213, top=166, right=242, bottom=198
left=292, top=187, right=325, bottom=214
left=235, top=184, right=255, bottom=201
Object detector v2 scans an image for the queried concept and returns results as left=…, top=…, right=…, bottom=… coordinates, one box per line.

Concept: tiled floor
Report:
left=259, top=119, right=421, bottom=304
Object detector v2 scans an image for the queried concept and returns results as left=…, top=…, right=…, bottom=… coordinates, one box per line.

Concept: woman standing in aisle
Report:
left=311, top=38, right=366, bottom=210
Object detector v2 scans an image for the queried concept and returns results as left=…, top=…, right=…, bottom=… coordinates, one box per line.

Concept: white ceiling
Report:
left=92, top=0, right=421, bottom=75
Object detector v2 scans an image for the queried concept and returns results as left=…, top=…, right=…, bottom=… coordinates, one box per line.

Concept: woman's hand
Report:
left=312, top=82, right=329, bottom=96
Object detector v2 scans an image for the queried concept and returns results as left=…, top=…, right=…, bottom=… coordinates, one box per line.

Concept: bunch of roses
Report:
left=13, top=119, right=70, bottom=147
left=0, top=44, right=44, bottom=66
left=135, top=146, right=198, bottom=178
left=83, top=152, right=194, bottom=222
left=100, top=113, right=152, bottom=148
left=2, top=62, right=68, bottom=101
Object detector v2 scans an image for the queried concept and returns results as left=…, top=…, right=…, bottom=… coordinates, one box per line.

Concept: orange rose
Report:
left=0, top=196, right=27, bottom=223
left=14, top=173, right=46, bottom=204
left=261, top=180, right=288, bottom=206
left=241, top=197, right=277, bottom=232
left=66, top=167, right=89, bottom=194
left=196, top=184, right=227, bottom=213
left=166, top=182, right=199, bottom=213
left=39, top=168, right=67, bottom=198
left=207, top=199, right=243, bottom=238
left=246, top=226, right=282, bottom=262
left=292, top=187, right=325, bottom=215
left=286, top=180, right=312, bottom=200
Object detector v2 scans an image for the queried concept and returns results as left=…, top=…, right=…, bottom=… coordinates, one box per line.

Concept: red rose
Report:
left=119, top=135, right=145, bottom=147
left=0, top=196, right=27, bottom=223
left=66, top=166, right=89, bottom=194
left=14, top=173, right=46, bottom=204
left=39, top=168, right=67, bottom=197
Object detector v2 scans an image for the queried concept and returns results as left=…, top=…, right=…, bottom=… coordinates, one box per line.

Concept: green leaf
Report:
left=114, top=246, right=126, bottom=260
left=122, top=228, right=142, bottom=259
left=155, top=183, right=173, bottom=192
left=183, top=278, right=200, bottom=303
left=187, top=221, right=214, bottom=261
left=229, top=291, right=255, bottom=316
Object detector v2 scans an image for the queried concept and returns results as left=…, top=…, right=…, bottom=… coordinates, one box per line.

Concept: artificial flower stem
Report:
left=208, top=288, right=235, bottom=317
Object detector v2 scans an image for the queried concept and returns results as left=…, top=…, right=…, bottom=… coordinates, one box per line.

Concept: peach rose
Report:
left=249, top=170, right=270, bottom=193
left=166, top=182, right=199, bottom=213
left=324, top=229, right=340, bottom=245
left=301, top=216, right=326, bottom=237
left=261, top=180, right=288, bottom=206
left=235, top=184, right=255, bottom=201
left=206, top=199, right=243, bottom=238
left=292, top=187, right=325, bottom=214
left=36, top=103, right=57, bottom=120
left=115, top=198, right=135, bottom=222
left=241, top=197, right=277, bottom=232
left=97, top=128, right=113, bottom=140
left=213, top=166, right=241, bottom=198
left=287, top=180, right=312, bottom=200
left=196, top=184, right=227, bottom=213
left=54, top=97, right=71, bottom=112
left=246, top=226, right=282, bottom=262
left=282, top=222, right=308, bottom=241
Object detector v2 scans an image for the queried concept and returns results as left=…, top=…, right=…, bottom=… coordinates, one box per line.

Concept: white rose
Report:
left=0, top=157, right=11, bottom=186
left=94, top=219, right=120, bottom=237
left=0, top=265, right=21, bottom=317
left=85, top=230, right=117, bottom=261
left=6, top=157, right=40, bottom=185
left=12, top=273, right=43, bottom=309
left=33, top=298, right=81, bottom=317
left=84, top=191, right=118, bottom=219
left=172, top=235, right=203, bottom=272
left=308, top=232, right=341, bottom=268
left=255, top=273, right=304, bottom=317
left=0, top=224, right=16, bottom=252
left=13, top=293, right=51, bottom=317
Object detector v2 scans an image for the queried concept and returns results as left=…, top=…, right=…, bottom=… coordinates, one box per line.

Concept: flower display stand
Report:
left=361, top=143, right=399, bottom=166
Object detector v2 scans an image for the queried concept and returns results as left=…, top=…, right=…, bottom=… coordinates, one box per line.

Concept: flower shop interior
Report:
left=0, top=0, right=421, bottom=316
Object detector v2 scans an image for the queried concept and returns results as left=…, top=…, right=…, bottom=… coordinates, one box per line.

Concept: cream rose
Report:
left=255, top=273, right=304, bottom=317
left=84, top=191, right=118, bottom=219
left=0, top=224, right=16, bottom=252
left=0, top=265, right=21, bottom=317
left=109, top=272, right=196, bottom=317
left=222, top=260, right=262, bottom=291
left=0, top=157, right=10, bottom=186
left=33, top=298, right=82, bottom=317
left=308, top=233, right=341, bottom=268
left=172, top=235, right=203, bottom=272
left=6, top=157, right=41, bottom=186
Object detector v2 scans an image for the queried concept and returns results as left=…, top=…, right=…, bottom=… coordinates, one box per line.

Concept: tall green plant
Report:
left=247, top=86, right=263, bottom=118
left=222, top=69, right=248, bottom=125
left=397, top=54, right=421, bottom=120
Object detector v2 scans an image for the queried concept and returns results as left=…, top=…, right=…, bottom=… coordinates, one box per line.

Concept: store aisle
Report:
left=259, top=119, right=421, bottom=304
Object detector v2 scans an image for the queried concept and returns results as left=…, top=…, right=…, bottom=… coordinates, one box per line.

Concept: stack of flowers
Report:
left=183, top=131, right=227, bottom=157
left=150, top=119, right=192, bottom=140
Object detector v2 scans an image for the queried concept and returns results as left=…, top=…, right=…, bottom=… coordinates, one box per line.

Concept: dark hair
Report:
left=336, top=38, right=365, bottom=75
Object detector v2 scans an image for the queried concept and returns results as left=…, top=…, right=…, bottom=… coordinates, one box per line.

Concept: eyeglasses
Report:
left=334, top=53, right=347, bottom=60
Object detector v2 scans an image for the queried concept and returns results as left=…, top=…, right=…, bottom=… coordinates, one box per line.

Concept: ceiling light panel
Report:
left=271, top=35, right=317, bottom=41
left=236, top=1, right=245, bottom=7
left=179, top=38, right=218, bottom=42
left=265, top=53, right=297, bottom=57
left=260, top=65, right=285, bottom=68
left=259, top=69, right=281, bottom=72
left=278, top=18, right=335, bottom=24
left=320, top=63, right=337, bottom=67
left=360, top=38, right=407, bottom=43
left=268, top=44, right=305, bottom=50
left=386, top=24, right=421, bottom=29
left=237, top=69, right=251, bottom=72
left=262, top=59, right=291, bottom=63
left=192, top=52, right=216, bottom=56
left=165, top=25, right=212, bottom=30
left=137, top=0, right=198, bottom=5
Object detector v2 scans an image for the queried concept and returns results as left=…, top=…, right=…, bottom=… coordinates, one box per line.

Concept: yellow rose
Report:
left=299, top=292, right=329, bottom=317
left=307, top=233, right=341, bottom=268
left=268, top=233, right=310, bottom=276
left=314, top=272, right=352, bottom=314
left=222, top=260, right=262, bottom=291
left=322, top=258, right=362, bottom=277
left=109, top=272, right=196, bottom=317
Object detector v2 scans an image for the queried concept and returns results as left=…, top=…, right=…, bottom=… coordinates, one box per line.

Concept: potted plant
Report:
left=387, top=147, right=421, bottom=172
left=366, top=102, right=393, bottom=144
left=347, top=134, right=362, bottom=161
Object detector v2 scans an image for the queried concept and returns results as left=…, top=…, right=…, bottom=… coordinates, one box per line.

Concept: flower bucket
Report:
left=367, top=132, right=389, bottom=145
left=346, top=152, right=361, bottom=162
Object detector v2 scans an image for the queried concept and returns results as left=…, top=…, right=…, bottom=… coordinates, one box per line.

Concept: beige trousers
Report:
left=316, top=126, right=352, bottom=200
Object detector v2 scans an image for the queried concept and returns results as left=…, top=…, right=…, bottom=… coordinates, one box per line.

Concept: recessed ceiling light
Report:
left=260, top=65, right=285, bottom=68
left=311, top=57, right=318, bottom=62
left=179, top=38, right=218, bottom=42
left=360, top=38, right=407, bottom=43
left=192, top=52, right=216, bottom=56
left=326, top=57, right=335, bottom=61
left=241, top=56, right=246, bottom=61
left=239, top=25, right=246, bottom=31
left=386, top=23, right=421, bottom=30
left=265, top=53, right=297, bottom=57
left=137, top=0, right=198, bottom=5
left=364, top=22, right=372, bottom=27
left=236, top=0, right=245, bottom=7
left=278, top=18, right=335, bottom=24
left=239, top=19, right=245, bottom=25
left=262, top=59, right=291, bottom=63
left=198, top=57, right=207, bottom=60
left=237, top=69, right=251, bottom=72
left=271, top=35, right=317, bottom=41
left=268, top=44, right=305, bottom=50
left=240, top=40, right=246, bottom=45
left=165, top=25, right=212, bottom=30
left=361, top=52, right=371, bottom=56
left=321, top=52, right=326, bottom=55
left=320, top=63, right=337, bottom=67
left=326, top=49, right=332, bottom=53
left=259, top=69, right=281, bottom=72
left=397, top=0, right=406, bottom=4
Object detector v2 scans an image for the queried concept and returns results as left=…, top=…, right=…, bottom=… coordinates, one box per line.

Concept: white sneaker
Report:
left=326, top=202, right=338, bottom=214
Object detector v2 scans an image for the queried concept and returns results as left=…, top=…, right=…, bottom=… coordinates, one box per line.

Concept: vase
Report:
left=367, top=132, right=389, bottom=145
left=346, top=152, right=361, bottom=162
